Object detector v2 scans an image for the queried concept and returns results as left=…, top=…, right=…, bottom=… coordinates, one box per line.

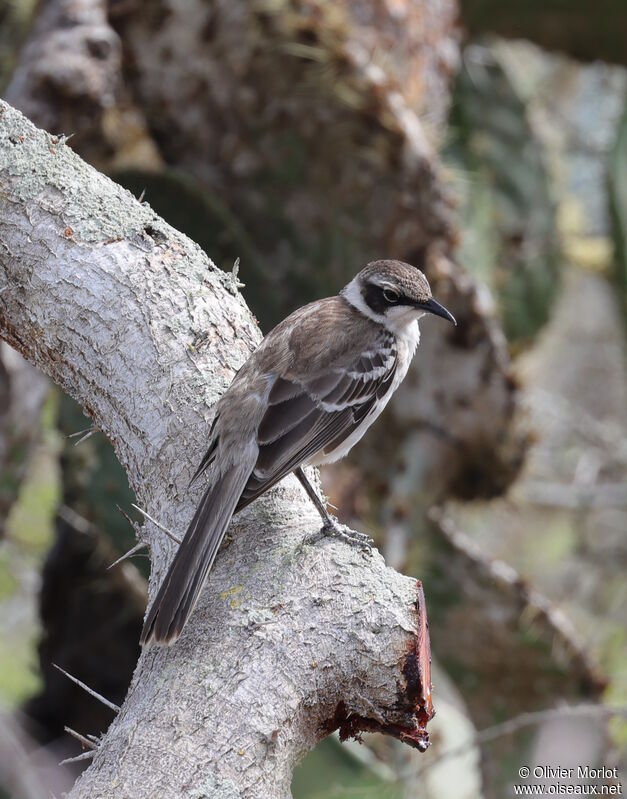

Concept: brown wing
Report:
left=235, top=346, right=397, bottom=512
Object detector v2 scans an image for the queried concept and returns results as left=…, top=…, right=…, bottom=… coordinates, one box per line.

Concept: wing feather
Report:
left=235, top=339, right=397, bottom=513
left=189, top=412, right=220, bottom=486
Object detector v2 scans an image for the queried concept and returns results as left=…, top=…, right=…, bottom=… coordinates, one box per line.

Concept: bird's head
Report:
left=342, top=259, right=456, bottom=332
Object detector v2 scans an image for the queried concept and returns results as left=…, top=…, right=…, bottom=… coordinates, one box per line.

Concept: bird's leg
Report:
left=294, top=467, right=373, bottom=551
left=294, top=466, right=334, bottom=526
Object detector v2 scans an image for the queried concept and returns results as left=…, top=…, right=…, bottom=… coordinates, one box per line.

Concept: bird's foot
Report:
left=304, top=517, right=373, bottom=552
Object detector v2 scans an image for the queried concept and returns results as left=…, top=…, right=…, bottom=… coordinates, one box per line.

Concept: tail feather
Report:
left=141, top=463, right=252, bottom=645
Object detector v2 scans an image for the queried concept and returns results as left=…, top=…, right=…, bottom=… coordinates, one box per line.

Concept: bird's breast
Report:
left=310, top=327, right=419, bottom=467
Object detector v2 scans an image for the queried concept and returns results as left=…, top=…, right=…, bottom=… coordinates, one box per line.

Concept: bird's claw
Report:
left=303, top=517, right=373, bottom=552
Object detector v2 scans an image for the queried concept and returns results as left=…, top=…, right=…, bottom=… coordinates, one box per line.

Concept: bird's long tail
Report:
left=140, top=462, right=252, bottom=645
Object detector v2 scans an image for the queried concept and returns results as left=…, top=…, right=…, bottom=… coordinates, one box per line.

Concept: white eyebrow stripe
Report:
left=341, top=278, right=384, bottom=323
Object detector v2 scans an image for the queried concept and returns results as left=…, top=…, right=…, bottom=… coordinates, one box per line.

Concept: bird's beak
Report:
left=418, top=297, right=457, bottom=325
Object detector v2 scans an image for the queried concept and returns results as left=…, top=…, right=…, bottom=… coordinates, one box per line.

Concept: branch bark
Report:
left=0, top=101, right=433, bottom=798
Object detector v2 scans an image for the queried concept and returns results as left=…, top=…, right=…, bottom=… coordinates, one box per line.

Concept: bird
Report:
left=141, top=259, right=456, bottom=645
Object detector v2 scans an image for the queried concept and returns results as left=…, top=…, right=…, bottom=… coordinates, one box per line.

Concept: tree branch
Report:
left=0, top=100, right=433, bottom=799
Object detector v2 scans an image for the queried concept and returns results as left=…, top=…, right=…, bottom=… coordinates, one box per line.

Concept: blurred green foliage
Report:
left=0, top=0, right=37, bottom=92
left=0, top=391, right=60, bottom=705
left=0, top=630, right=41, bottom=703
left=292, top=738, right=402, bottom=799
left=57, top=393, right=142, bottom=569
left=6, top=392, right=61, bottom=554
left=0, top=548, right=16, bottom=602
left=448, top=46, right=562, bottom=343
left=609, top=95, right=627, bottom=316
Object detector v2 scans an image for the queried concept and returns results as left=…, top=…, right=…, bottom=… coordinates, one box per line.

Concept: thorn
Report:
left=131, top=503, right=182, bottom=544
left=59, top=750, right=95, bottom=766
left=64, top=726, right=98, bottom=751
left=74, top=428, right=97, bottom=446
left=116, top=503, right=137, bottom=529
left=53, top=664, right=120, bottom=713
left=66, top=425, right=93, bottom=438
left=66, top=425, right=97, bottom=446
left=231, top=256, right=245, bottom=288
left=137, top=188, right=146, bottom=203
left=107, top=540, right=148, bottom=570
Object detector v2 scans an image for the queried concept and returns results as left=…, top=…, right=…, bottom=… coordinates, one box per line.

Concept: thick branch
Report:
left=0, top=101, right=432, bottom=799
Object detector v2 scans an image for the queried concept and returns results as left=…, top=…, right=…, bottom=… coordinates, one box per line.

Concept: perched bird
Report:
left=141, top=260, right=455, bottom=645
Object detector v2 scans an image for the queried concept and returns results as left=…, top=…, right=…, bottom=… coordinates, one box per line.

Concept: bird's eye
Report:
left=383, top=288, right=399, bottom=304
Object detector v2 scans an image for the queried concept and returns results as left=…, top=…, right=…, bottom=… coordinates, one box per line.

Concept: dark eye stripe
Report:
left=363, top=283, right=388, bottom=314
left=363, top=283, right=413, bottom=314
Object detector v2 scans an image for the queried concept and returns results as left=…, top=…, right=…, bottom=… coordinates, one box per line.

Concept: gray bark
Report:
left=0, top=101, right=433, bottom=799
